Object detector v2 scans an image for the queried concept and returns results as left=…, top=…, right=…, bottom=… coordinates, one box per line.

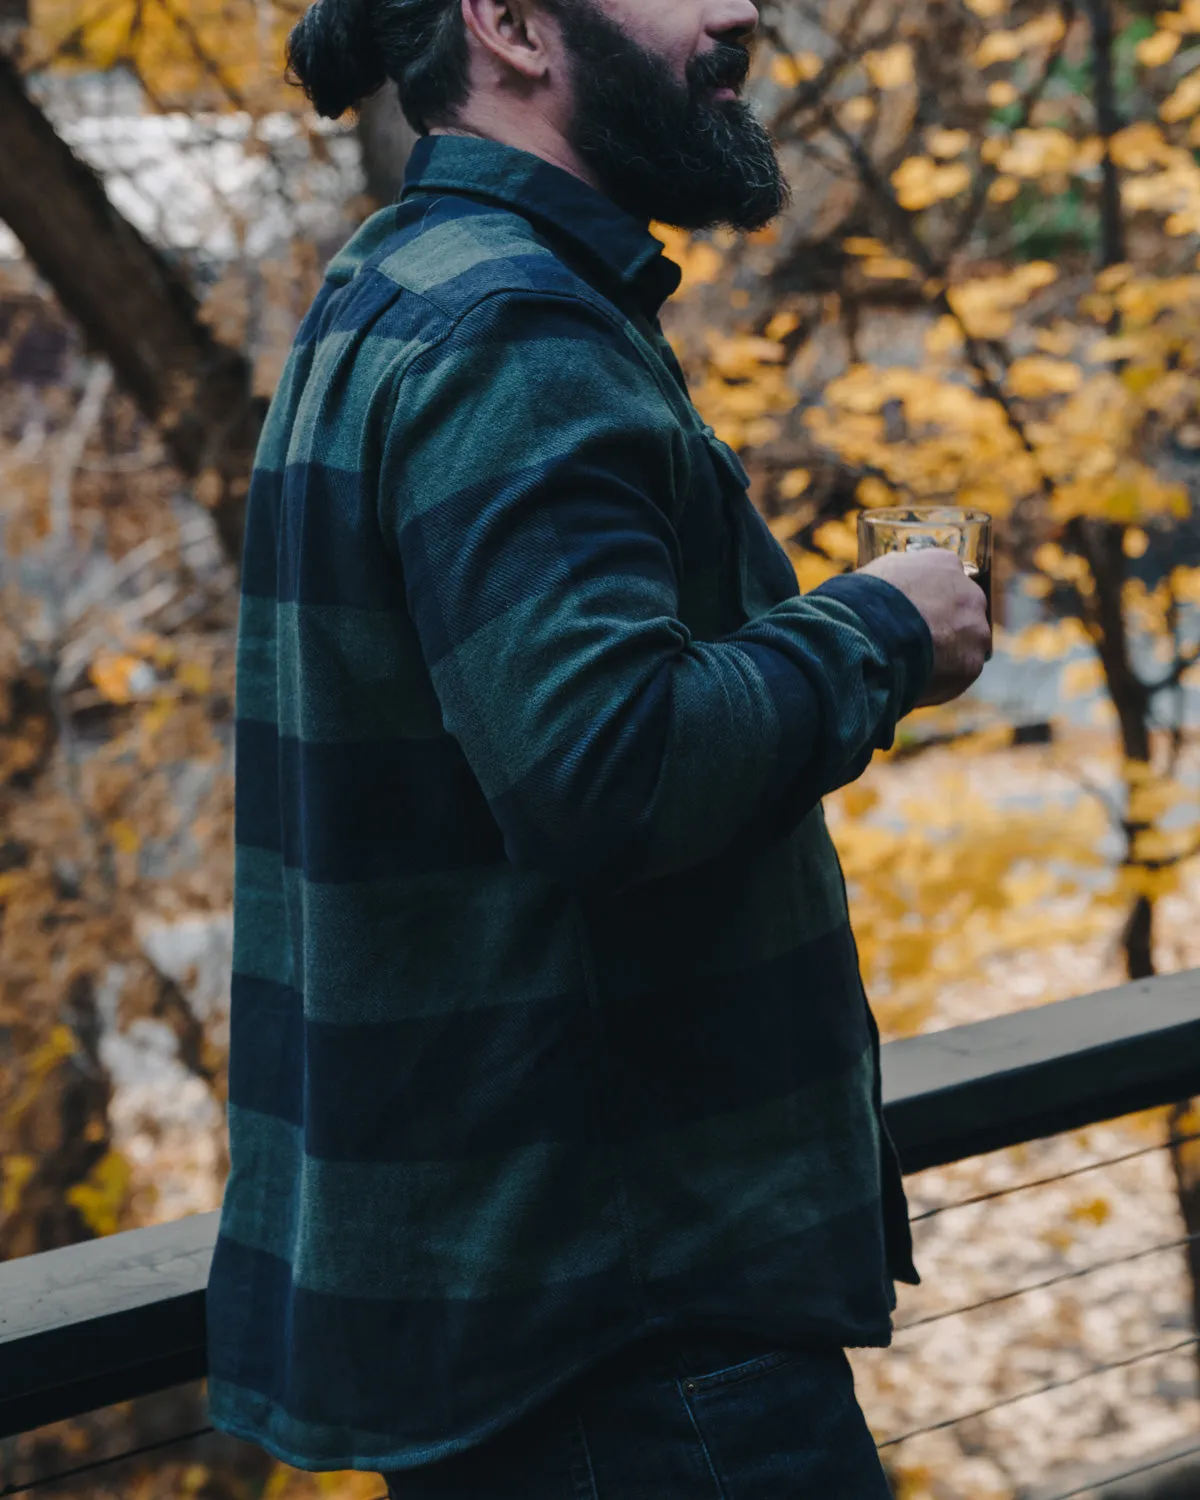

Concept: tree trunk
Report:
left=0, top=0, right=26, bottom=45
left=356, top=85, right=417, bottom=209
left=1125, top=895, right=1155, bottom=982
left=1081, top=0, right=1200, bottom=1377
left=1084, top=0, right=1128, bottom=271
left=0, top=974, right=114, bottom=1260
left=1072, top=518, right=1150, bottom=761
left=1079, top=509, right=1200, bottom=1386
left=0, top=51, right=263, bottom=562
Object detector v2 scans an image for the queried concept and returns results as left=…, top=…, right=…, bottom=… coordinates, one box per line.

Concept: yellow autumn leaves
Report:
left=67, top=1152, right=133, bottom=1237
left=892, top=157, right=972, bottom=213
left=863, top=43, right=916, bottom=90
left=872, top=1, right=1200, bottom=218
left=1006, top=356, right=1083, bottom=399
left=675, top=236, right=1199, bottom=527
left=973, top=8, right=1067, bottom=67
left=31, top=0, right=294, bottom=109
left=828, top=762, right=1114, bottom=1035
left=770, top=42, right=916, bottom=93
left=1163, top=69, right=1200, bottom=125
left=890, top=119, right=1189, bottom=214
left=693, top=330, right=797, bottom=451
left=808, top=366, right=1038, bottom=520
left=814, top=359, right=1190, bottom=529
left=1137, top=28, right=1181, bottom=67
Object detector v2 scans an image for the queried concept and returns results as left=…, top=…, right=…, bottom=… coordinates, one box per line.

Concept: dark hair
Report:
left=286, top=0, right=471, bottom=131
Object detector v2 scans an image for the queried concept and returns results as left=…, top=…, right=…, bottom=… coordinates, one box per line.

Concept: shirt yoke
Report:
left=360, top=195, right=637, bottom=336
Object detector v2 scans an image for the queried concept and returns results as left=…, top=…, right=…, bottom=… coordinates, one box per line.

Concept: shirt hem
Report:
left=207, top=1314, right=896, bottom=1473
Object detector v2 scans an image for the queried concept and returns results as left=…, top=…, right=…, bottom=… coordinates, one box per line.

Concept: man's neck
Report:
left=429, top=102, right=602, bottom=199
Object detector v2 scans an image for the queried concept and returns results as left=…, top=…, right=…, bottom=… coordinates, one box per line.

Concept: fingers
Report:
left=856, top=547, right=992, bottom=707
left=922, top=609, right=989, bottom=706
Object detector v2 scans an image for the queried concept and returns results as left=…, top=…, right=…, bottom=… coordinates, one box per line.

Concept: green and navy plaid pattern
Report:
left=207, top=134, right=932, bottom=1474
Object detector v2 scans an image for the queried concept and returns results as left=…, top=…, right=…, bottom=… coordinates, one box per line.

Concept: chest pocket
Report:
left=625, top=310, right=800, bottom=634
left=693, top=429, right=800, bottom=630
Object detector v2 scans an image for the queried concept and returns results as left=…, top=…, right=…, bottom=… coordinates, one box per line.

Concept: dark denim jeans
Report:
left=383, top=1331, right=894, bottom=1499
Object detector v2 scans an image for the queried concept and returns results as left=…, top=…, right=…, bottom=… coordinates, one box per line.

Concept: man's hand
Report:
left=859, top=548, right=990, bottom=707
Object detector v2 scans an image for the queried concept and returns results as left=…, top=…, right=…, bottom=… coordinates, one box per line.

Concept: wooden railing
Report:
left=2, top=970, right=1200, bottom=1442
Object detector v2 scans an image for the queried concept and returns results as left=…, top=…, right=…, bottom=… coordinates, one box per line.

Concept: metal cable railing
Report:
left=0, top=1423, right=392, bottom=1500
left=0, top=1427, right=215, bottom=1497
left=877, top=1334, right=1200, bottom=1450
left=908, top=1127, right=1200, bottom=1224
left=896, top=1229, right=1200, bottom=1332
left=876, top=1124, right=1200, bottom=1493
left=1043, top=1439, right=1200, bottom=1499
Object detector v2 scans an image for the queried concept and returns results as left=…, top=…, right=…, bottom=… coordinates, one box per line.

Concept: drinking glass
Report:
left=857, top=506, right=993, bottom=655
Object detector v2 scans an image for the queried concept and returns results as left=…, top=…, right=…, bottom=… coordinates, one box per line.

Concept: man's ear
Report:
left=461, top=0, right=554, bottom=81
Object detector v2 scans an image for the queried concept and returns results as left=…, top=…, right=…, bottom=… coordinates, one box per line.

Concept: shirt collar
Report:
left=401, top=135, right=683, bottom=318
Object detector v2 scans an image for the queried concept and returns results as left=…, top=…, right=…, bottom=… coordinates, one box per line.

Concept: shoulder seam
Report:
left=367, top=196, right=560, bottom=305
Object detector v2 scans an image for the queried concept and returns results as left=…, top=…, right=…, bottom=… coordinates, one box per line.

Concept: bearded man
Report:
left=205, top=2, right=990, bottom=1494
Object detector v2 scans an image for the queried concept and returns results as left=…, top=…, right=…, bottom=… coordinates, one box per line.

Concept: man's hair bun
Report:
left=286, top=0, right=386, bottom=120
left=285, top=0, right=472, bottom=132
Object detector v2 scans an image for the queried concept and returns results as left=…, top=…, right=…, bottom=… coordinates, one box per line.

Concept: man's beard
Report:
left=547, top=0, right=789, bottom=233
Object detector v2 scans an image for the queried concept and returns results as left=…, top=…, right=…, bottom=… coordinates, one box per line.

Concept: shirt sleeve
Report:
left=379, top=288, right=932, bottom=890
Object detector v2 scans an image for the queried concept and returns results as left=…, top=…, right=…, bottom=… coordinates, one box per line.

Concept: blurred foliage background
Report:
left=5, top=0, right=1200, bottom=1493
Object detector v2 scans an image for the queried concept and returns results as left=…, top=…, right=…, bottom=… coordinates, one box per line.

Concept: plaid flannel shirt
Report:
left=207, top=133, right=931, bottom=1474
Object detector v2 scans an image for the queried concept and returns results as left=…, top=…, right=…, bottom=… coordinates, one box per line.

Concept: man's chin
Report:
left=658, top=181, right=790, bottom=235
left=647, top=206, right=776, bottom=234
left=572, top=111, right=788, bottom=234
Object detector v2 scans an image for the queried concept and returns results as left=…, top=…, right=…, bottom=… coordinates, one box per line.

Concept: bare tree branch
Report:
left=150, top=0, right=248, bottom=111
left=48, top=361, right=112, bottom=548
left=945, top=1, right=1076, bottom=258
left=816, top=108, right=1051, bottom=487
left=1131, top=833, right=1200, bottom=872
left=1146, top=644, right=1200, bottom=696
left=0, top=49, right=264, bottom=563
left=761, top=0, right=888, bottom=138
left=1084, top=0, right=1128, bottom=269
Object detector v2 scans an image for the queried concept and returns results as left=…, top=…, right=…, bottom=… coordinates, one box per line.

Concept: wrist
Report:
left=813, top=573, right=935, bottom=719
